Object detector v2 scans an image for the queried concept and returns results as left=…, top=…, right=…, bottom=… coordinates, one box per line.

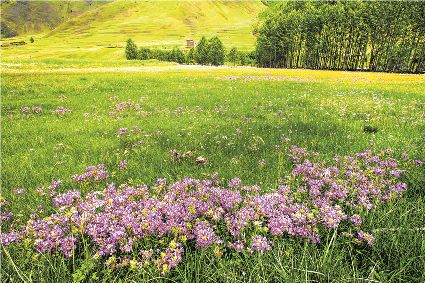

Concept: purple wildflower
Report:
left=118, top=160, right=128, bottom=170
left=250, top=235, right=271, bottom=253
left=228, top=178, right=241, bottom=188
left=53, top=106, right=72, bottom=115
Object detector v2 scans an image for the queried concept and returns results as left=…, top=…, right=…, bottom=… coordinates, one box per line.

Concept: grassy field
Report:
left=1, top=63, right=424, bottom=282
left=1, top=0, right=265, bottom=60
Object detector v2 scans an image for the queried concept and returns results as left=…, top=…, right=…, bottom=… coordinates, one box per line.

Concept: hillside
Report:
left=0, top=0, right=265, bottom=60
left=0, top=0, right=107, bottom=38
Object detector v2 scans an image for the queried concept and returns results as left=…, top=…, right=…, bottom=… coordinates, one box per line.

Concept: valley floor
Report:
left=1, top=61, right=424, bottom=282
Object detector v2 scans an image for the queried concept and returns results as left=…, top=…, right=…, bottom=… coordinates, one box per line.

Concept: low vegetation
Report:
left=1, top=67, right=424, bottom=282
left=1, top=1, right=424, bottom=282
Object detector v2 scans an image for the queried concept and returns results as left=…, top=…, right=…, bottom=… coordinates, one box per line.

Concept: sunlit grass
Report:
left=0, top=0, right=265, bottom=60
left=1, top=66, right=424, bottom=282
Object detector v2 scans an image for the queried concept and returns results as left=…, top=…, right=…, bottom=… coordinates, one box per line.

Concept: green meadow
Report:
left=1, top=64, right=424, bottom=281
left=1, top=0, right=425, bottom=281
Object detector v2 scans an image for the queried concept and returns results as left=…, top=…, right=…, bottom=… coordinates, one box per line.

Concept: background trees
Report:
left=125, top=38, right=138, bottom=60
left=186, top=47, right=195, bottom=64
left=255, top=1, right=424, bottom=73
left=227, top=47, right=239, bottom=66
left=170, top=47, right=185, bottom=64
left=194, top=36, right=209, bottom=65
left=125, top=36, right=226, bottom=66
left=195, top=36, right=225, bottom=65
left=207, top=36, right=225, bottom=66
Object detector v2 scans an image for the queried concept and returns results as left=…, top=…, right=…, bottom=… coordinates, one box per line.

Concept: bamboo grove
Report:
left=255, top=1, right=424, bottom=73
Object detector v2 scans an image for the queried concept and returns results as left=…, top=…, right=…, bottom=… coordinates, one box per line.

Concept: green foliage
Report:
left=72, top=257, right=97, bottom=283
left=256, top=1, right=425, bottom=73
left=227, top=48, right=256, bottom=67
left=126, top=36, right=225, bottom=66
left=186, top=47, right=195, bottom=64
left=29, top=36, right=34, bottom=43
left=194, top=36, right=225, bottom=66
left=1, top=0, right=263, bottom=60
left=228, top=47, right=239, bottom=66
left=207, top=36, right=225, bottom=66
left=138, top=47, right=151, bottom=60
left=125, top=40, right=187, bottom=64
left=125, top=38, right=138, bottom=60
left=195, top=36, right=209, bottom=65
left=170, top=47, right=185, bottom=64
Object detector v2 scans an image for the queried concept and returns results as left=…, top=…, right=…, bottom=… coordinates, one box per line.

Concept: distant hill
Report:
left=0, top=0, right=107, bottom=38
left=1, top=0, right=265, bottom=60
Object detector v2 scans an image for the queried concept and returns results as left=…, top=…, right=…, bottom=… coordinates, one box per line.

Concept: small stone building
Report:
left=186, top=39, right=196, bottom=47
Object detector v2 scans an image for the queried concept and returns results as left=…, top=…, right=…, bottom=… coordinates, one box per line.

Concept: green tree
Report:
left=138, top=47, right=151, bottom=60
left=194, top=36, right=209, bottom=65
left=255, top=1, right=424, bottom=73
left=186, top=47, right=195, bottom=64
left=170, top=47, right=185, bottom=64
left=207, top=36, right=225, bottom=66
left=228, top=47, right=239, bottom=66
left=125, top=38, right=138, bottom=60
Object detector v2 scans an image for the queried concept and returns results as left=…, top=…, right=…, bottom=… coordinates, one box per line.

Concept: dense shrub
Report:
left=125, top=38, right=138, bottom=60
left=207, top=36, right=225, bottom=66
left=186, top=47, right=195, bottom=64
left=227, top=47, right=239, bottom=66
left=138, top=47, right=151, bottom=60
left=170, top=47, right=185, bottom=64
left=227, top=48, right=256, bottom=67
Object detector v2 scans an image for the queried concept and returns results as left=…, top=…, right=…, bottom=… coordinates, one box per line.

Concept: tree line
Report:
left=255, top=1, right=424, bottom=73
left=126, top=36, right=228, bottom=66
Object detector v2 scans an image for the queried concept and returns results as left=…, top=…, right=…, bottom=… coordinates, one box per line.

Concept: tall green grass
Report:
left=1, top=67, right=424, bottom=282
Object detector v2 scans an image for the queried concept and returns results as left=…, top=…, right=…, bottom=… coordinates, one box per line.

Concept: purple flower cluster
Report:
left=109, top=100, right=141, bottom=117
left=21, top=106, right=43, bottom=114
left=48, top=180, right=62, bottom=196
left=53, top=190, right=81, bottom=208
left=116, top=128, right=128, bottom=137
left=71, top=164, right=109, bottom=182
left=250, top=235, right=271, bottom=253
left=21, top=106, right=30, bottom=114
left=53, top=106, right=72, bottom=116
left=116, top=126, right=141, bottom=138
left=32, top=106, right=43, bottom=113
left=1, top=145, right=421, bottom=274
left=118, top=160, right=128, bottom=170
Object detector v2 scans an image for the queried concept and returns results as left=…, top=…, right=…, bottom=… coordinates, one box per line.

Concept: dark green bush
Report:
left=125, top=38, right=138, bottom=60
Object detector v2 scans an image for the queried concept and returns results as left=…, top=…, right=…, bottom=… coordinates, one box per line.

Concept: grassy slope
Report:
left=1, top=67, right=424, bottom=282
left=1, top=0, right=265, bottom=60
left=0, top=0, right=107, bottom=37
